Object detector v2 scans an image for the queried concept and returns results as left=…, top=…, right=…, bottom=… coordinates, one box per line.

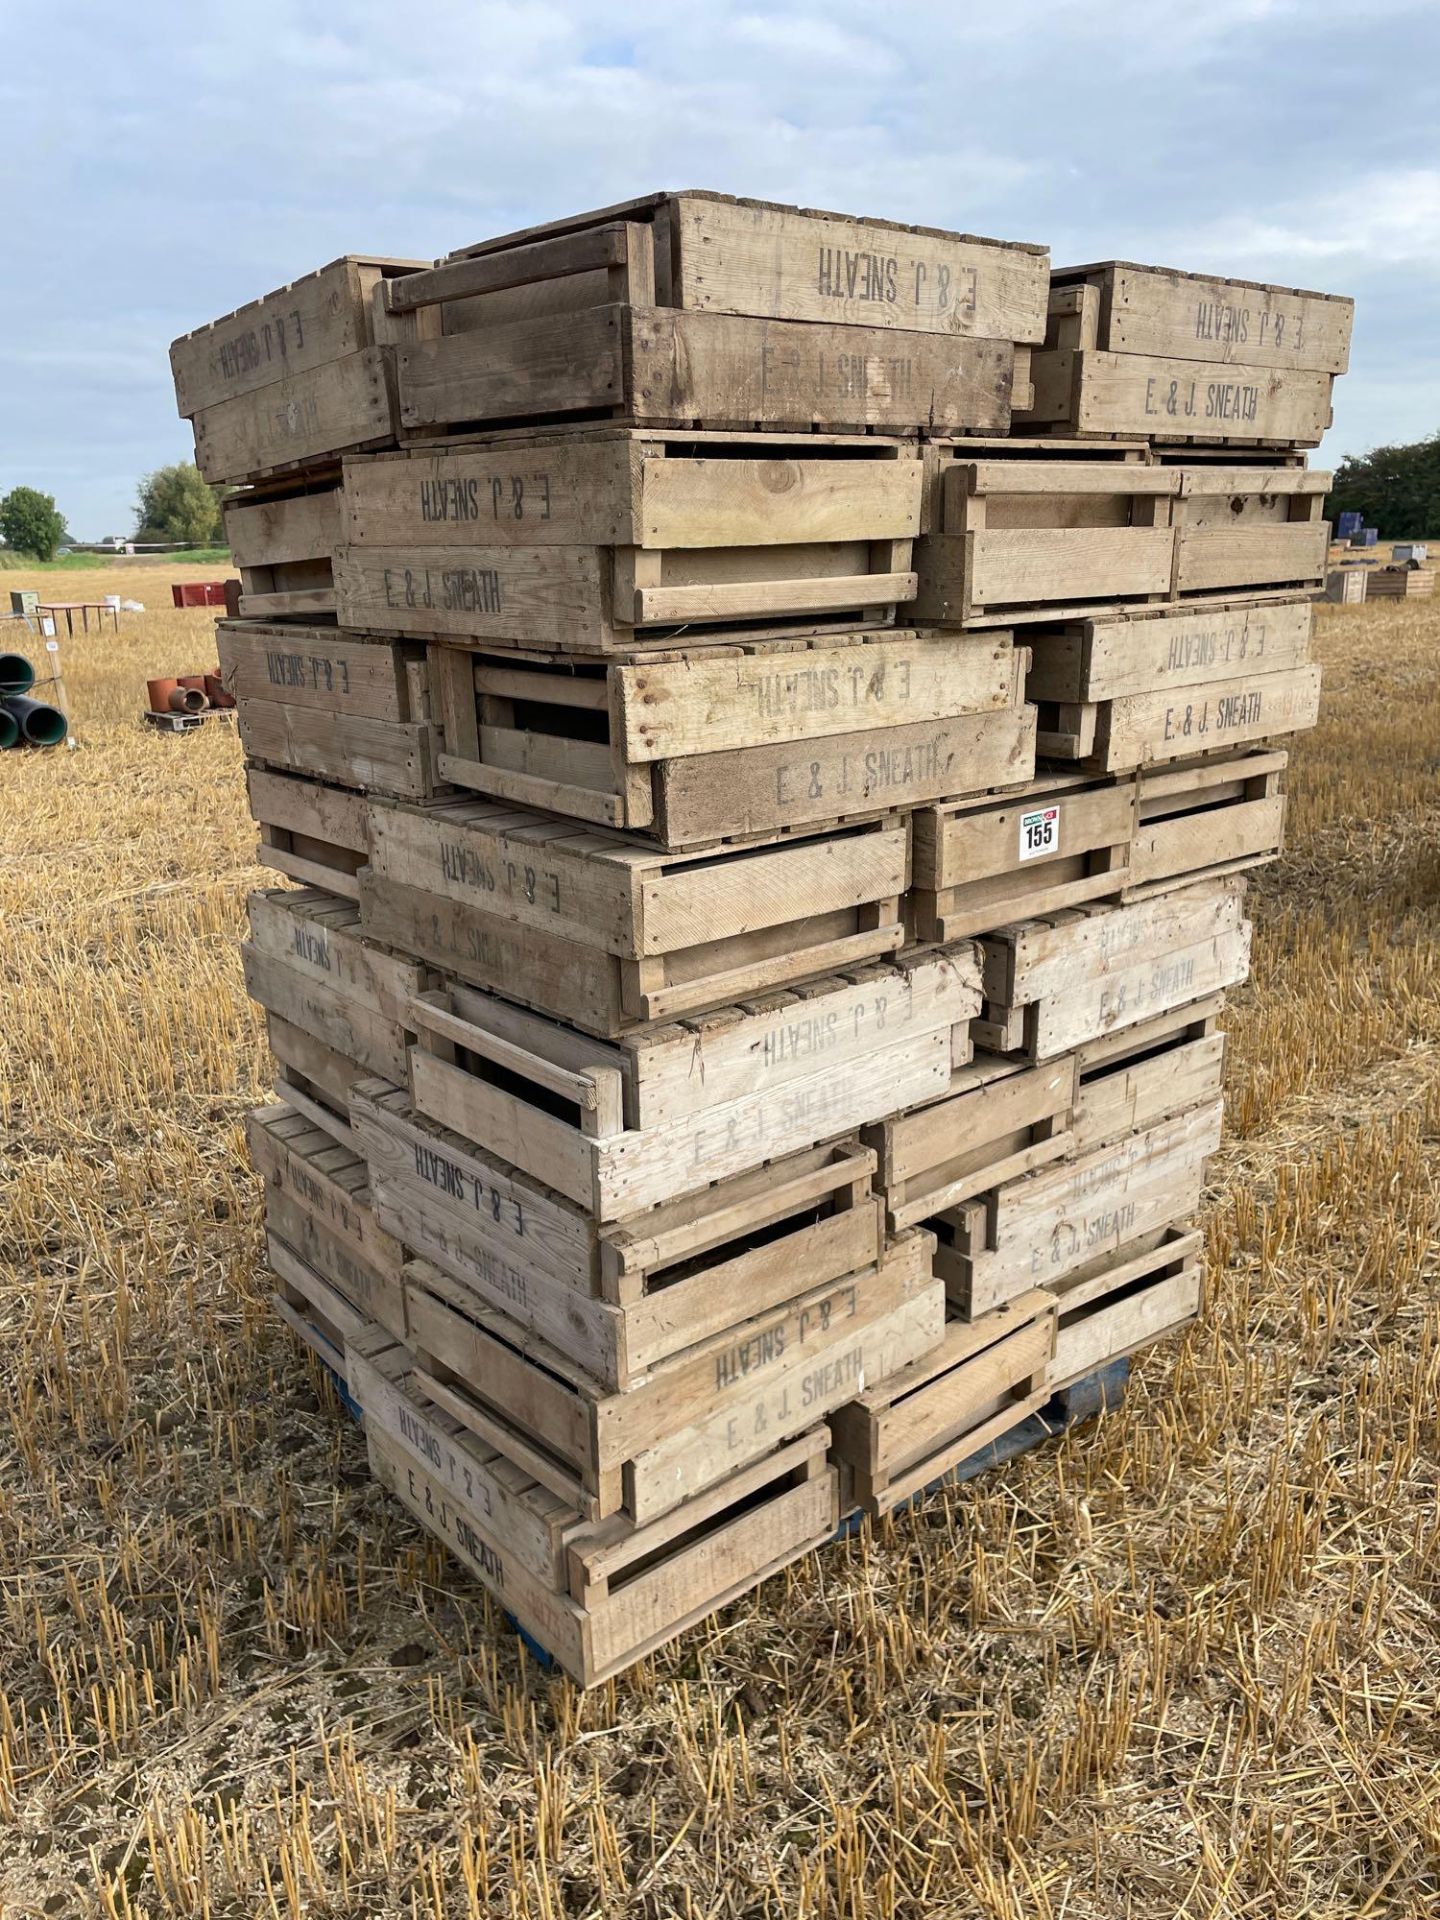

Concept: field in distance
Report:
left=0, top=553, right=1438, bottom=1917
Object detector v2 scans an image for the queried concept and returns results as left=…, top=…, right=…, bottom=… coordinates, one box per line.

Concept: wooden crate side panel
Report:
left=347, top=1339, right=569, bottom=1582
left=238, top=701, right=437, bottom=797
left=631, top=312, right=1016, bottom=432
left=333, top=544, right=607, bottom=646
left=1040, top=599, right=1313, bottom=702
left=192, top=350, right=395, bottom=484
left=639, top=451, right=922, bottom=547
left=882, top=1056, right=1075, bottom=1190
left=635, top=823, right=909, bottom=957
left=583, top=1471, right=835, bottom=1675
left=246, top=890, right=425, bottom=1023
left=218, top=623, right=409, bottom=719
left=671, top=196, right=1050, bottom=340
left=630, top=1282, right=941, bottom=1520
left=625, top=954, right=978, bottom=1127
left=224, top=485, right=343, bottom=568
left=358, top=870, right=626, bottom=1038
left=1097, top=665, right=1321, bottom=770
left=656, top=704, right=1035, bottom=844
left=1129, top=792, right=1286, bottom=890
left=353, top=1082, right=593, bottom=1281
left=368, top=1433, right=590, bottom=1673
left=1175, top=523, right=1328, bottom=594
left=171, top=259, right=394, bottom=416
left=1028, top=926, right=1251, bottom=1059
left=246, top=767, right=369, bottom=851
left=967, top=526, right=1174, bottom=612
left=864, top=1309, right=1054, bottom=1476
left=346, top=441, right=640, bottom=546
left=615, top=632, right=1015, bottom=762
left=1051, top=1253, right=1202, bottom=1384
left=1071, top=353, right=1333, bottom=444
left=265, top=1014, right=369, bottom=1112
left=414, top=1026, right=954, bottom=1220
left=1072, top=1029, right=1226, bottom=1153
left=997, top=880, right=1245, bottom=1003
left=925, top=779, right=1134, bottom=889
left=397, top=308, right=627, bottom=429
left=1100, top=267, right=1353, bottom=375
left=264, top=1186, right=406, bottom=1338
left=243, top=945, right=409, bottom=1081
left=969, top=1100, right=1221, bottom=1309
left=246, top=1108, right=400, bottom=1271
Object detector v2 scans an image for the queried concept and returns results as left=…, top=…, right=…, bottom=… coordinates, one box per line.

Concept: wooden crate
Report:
left=401, top=1225, right=940, bottom=1523
left=936, top=1097, right=1221, bottom=1317
left=382, top=194, right=1045, bottom=437
left=174, top=257, right=422, bottom=488
left=831, top=1290, right=1055, bottom=1515
left=1049, top=1227, right=1204, bottom=1389
left=171, top=256, right=421, bottom=417
left=270, top=1062, right=356, bottom=1152
left=1072, top=996, right=1226, bottom=1154
left=1043, top=262, right=1352, bottom=375
left=247, top=766, right=370, bottom=901
left=864, top=1053, right=1076, bottom=1234
left=360, top=801, right=911, bottom=1035
left=191, top=352, right=397, bottom=488
left=393, top=308, right=1019, bottom=438
left=1125, top=751, right=1286, bottom=897
left=265, top=1011, right=374, bottom=1122
left=247, top=1104, right=407, bottom=1339
left=219, top=620, right=443, bottom=800
left=976, top=877, right=1251, bottom=1062
left=399, top=950, right=979, bottom=1222
left=269, top=1236, right=365, bottom=1385
left=224, top=474, right=342, bottom=620
left=909, top=769, right=1136, bottom=941
left=1037, top=662, right=1320, bottom=772
left=912, top=458, right=1328, bottom=627
left=360, top=1340, right=838, bottom=1689
left=423, top=630, right=1033, bottom=846
left=417, top=192, right=1049, bottom=339
left=1016, top=271, right=1345, bottom=448
left=244, top=887, right=433, bottom=1083
left=338, top=429, right=923, bottom=648
left=1026, top=597, right=1313, bottom=707
left=1367, top=567, right=1435, bottom=599
left=1324, top=569, right=1367, bottom=604
left=353, top=1078, right=883, bottom=1392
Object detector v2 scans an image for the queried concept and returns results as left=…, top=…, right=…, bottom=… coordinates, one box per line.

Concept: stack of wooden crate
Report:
left=171, top=203, right=1350, bottom=1684
left=827, top=261, right=1348, bottom=1516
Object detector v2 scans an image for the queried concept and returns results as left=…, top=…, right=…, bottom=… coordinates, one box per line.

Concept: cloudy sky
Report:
left=4, top=0, right=1437, bottom=538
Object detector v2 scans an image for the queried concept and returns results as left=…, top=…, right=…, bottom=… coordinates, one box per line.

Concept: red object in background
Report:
left=204, top=673, right=236, bottom=709
left=171, top=582, right=233, bottom=608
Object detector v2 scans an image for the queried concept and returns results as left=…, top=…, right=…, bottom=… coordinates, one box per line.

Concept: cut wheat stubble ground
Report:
left=0, top=562, right=1437, bottom=1919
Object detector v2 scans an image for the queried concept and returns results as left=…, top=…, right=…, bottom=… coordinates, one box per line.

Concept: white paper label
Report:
left=1018, top=804, right=1059, bottom=861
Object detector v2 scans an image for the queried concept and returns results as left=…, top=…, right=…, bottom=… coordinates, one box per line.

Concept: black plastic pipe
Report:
left=0, top=653, right=35, bottom=696
left=3, top=695, right=67, bottom=746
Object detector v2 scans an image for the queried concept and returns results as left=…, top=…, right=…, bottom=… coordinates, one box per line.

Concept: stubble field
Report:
left=1, top=560, right=1438, bottom=1918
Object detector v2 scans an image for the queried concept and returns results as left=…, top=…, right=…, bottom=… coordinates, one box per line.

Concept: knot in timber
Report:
left=756, top=460, right=799, bottom=497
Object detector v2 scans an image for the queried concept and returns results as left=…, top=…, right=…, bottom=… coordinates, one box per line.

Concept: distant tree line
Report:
left=134, top=464, right=228, bottom=546
left=0, top=464, right=229, bottom=557
left=1327, top=431, right=1440, bottom=539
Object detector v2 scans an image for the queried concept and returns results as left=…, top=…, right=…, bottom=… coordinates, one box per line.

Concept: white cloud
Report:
left=3, top=0, right=1438, bottom=532
left=1173, top=169, right=1440, bottom=275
